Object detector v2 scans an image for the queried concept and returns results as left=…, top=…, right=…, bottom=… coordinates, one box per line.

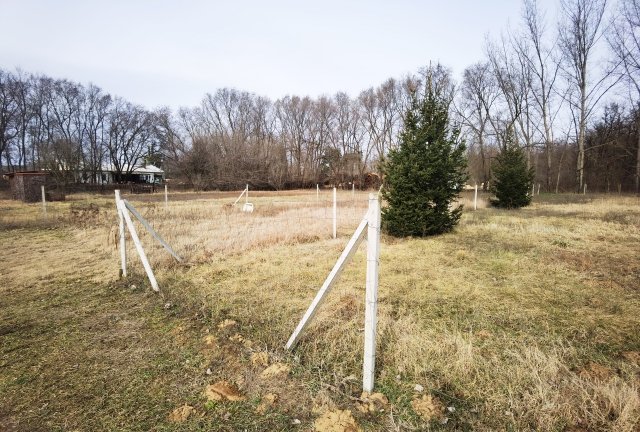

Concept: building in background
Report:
left=3, top=171, right=48, bottom=202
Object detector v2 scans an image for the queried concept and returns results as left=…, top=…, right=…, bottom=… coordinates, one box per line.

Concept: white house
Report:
left=91, top=164, right=165, bottom=184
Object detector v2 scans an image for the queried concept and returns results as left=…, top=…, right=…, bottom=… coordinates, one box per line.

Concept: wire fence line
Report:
left=115, top=190, right=374, bottom=268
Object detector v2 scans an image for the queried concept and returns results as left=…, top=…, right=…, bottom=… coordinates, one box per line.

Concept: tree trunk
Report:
left=636, top=117, right=640, bottom=195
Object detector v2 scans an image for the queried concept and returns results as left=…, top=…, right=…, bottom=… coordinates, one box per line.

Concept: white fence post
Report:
left=537, top=183, right=541, bottom=195
left=246, top=184, right=249, bottom=204
left=363, top=194, right=380, bottom=393
left=317, top=184, right=319, bottom=202
left=164, top=184, right=168, bottom=209
left=115, top=190, right=127, bottom=277
left=532, top=183, right=535, bottom=197
left=473, top=184, right=478, bottom=211
left=333, top=187, right=337, bottom=239
left=583, top=183, right=587, bottom=194
left=41, top=185, right=46, bottom=215
left=118, top=200, right=159, bottom=292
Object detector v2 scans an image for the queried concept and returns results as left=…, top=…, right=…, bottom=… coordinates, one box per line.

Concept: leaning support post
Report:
left=233, top=186, right=247, bottom=206
left=286, top=215, right=369, bottom=350
left=362, top=194, right=381, bottom=392
left=122, top=200, right=182, bottom=262
left=41, top=185, right=46, bottom=215
left=473, top=184, right=478, bottom=211
left=333, top=187, right=337, bottom=239
left=118, top=200, right=159, bottom=292
left=115, top=190, right=127, bottom=277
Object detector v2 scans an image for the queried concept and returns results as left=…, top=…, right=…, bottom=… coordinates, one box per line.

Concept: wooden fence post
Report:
left=164, top=184, right=168, bottom=209
left=115, top=190, right=127, bottom=277
left=363, top=194, right=381, bottom=392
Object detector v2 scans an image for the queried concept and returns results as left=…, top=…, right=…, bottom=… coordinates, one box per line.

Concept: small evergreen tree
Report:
left=490, top=127, right=535, bottom=209
left=381, top=76, right=468, bottom=237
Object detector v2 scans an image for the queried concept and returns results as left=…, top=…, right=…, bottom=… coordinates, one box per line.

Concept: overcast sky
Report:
left=1, top=0, right=560, bottom=110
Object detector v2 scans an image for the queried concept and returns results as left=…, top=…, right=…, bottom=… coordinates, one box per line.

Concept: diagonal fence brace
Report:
left=123, top=199, right=182, bottom=262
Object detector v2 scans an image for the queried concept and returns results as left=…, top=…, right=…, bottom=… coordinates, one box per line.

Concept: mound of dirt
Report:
left=411, top=394, right=444, bottom=421
left=355, top=391, right=388, bottom=413
left=260, top=363, right=290, bottom=379
left=204, top=381, right=245, bottom=401
left=314, top=409, right=361, bottom=432
left=168, top=404, right=195, bottom=422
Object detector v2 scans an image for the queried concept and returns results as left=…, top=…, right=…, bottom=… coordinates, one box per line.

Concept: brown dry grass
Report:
left=1, top=190, right=639, bottom=431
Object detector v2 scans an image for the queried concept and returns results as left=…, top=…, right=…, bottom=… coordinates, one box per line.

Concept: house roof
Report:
left=100, top=164, right=164, bottom=174
left=135, top=165, right=164, bottom=174
left=2, top=171, right=49, bottom=179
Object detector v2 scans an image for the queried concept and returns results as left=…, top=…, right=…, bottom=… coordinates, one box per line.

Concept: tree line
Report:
left=1, top=0, right=640, bottom=193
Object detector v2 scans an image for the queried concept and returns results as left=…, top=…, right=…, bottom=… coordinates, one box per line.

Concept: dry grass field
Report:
left=1, top=189, right=639, bottom=431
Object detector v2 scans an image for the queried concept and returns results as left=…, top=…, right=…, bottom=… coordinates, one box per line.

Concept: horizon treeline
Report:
left=1, top=0, right=640, bottom=193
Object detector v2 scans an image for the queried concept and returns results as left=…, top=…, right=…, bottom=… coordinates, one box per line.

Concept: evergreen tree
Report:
left=381, top=77, right=468, bottom=237
left=490, top=127, right=535, bottom=209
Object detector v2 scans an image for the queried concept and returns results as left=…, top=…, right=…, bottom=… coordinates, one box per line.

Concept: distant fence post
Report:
left=115, top=190, right=127, bottom=277
left=317, top=184, right=319, bottom=202
left=363, top=194, right=381, bottom=393
left=41, top=185, right=46, bottom=216
left=473, top=184, right=478, bottom=211
left=333, top=187, right=337, bottom=239
left=537, top=183, right=541, bottom=195
left=583, top=183, right=587, bottom=195
left=532, top=184, right=535, bottom=197
left=164, top=184, right=168, bottom=209
left=246, top=184, right=249, bottom=204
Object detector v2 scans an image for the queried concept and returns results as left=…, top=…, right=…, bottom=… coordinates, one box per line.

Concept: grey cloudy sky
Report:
left=1, top=0, right=560, bottom=110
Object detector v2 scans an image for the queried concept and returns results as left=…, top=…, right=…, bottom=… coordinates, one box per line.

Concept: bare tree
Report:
left=559, top=0, right=613, bottom=192
left=457, top=62, right=500, bottom=189
left=518, top=0, right=563, bottom=191
left=82, top=84, right=111, bottom=183
left=610, top=0, right=640, bottom=193
left=276, top=95, right=313, bottom=185
left=0, top=71, right=19, bottom=171
left=107, top=98, right=153, bottom=182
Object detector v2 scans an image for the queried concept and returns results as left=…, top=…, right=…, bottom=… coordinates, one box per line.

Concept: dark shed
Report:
left=3, top=171, right=48, bottom=202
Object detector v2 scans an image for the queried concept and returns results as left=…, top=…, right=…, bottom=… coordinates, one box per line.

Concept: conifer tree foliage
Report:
left=490, top=127, right=535, bottom=209
left=381, top=73, right=468, bottom=237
